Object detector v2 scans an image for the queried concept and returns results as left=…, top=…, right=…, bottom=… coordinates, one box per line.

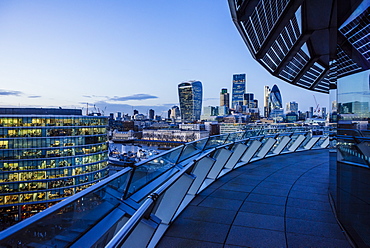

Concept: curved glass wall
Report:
left=0, top=115, right=109, bottom=229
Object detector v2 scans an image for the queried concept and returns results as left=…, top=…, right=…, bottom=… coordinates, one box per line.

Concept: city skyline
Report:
left=0, top=1, right=328, bottom=115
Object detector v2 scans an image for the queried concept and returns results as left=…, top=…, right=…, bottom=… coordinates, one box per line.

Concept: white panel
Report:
left=207, top=148, right=232, bottom=179
left=240, top=140, right=261, bottom=163
left=304, top=136, right=320, bottom=150
left=188, top=157, right=215, bottom=195
left=122, top=219, right=157, bottom=248
left=288, top=135, right=306, bottom=152
left=198, top=178, right=214, bottom=193
left=320, top=137, right=329, bottom=148
left=273, top=136, right=291, bottom=155
left=224, top=144, right=248, bottom=169
left=257, top=138, right=276, bottom=158
left=154, top=174, right=194, bottom=224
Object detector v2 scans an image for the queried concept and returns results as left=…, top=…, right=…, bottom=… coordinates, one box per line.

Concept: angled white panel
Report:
left=257, top=138, right=276, bottom=158
left=304, top=136, right=320, bottom=150
left=273, top=136, right=291, bottom=155
left=207, top=148, right=232, bottom=179
left=240, top=140, right=261, bottom=163
left=188, top=156, right=215, bottom=195
left=122, top=219, right=158, bottom=248
left=320, top=137, right=329, bottom=148
left=154, top=174, right=194, bottom=225
left=224, top=143, right=248, bottom=169
left=288, top=135, right=306, bottom=152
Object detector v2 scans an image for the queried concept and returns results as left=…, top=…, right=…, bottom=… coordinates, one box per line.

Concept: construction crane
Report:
left=313, top=95, right=320, bottom=116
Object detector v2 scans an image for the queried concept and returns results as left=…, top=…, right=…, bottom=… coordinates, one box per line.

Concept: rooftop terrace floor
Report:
left=157, top=149, right=351, bottom=248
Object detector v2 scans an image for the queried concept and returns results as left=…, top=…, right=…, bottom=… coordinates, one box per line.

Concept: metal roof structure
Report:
left=228, top=0, right=370, bottom=93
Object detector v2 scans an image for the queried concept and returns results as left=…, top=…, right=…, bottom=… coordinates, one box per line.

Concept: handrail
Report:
left=106, top=149, right=215, bottom=248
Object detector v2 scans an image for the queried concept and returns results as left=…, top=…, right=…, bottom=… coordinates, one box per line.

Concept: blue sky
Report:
left=0, top=1, right=328, bottom=116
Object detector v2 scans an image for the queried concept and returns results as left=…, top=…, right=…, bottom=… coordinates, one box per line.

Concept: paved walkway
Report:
left=157, top=149, right=351, bottom=248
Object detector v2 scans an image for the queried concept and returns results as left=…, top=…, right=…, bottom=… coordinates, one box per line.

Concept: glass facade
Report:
left=178, top=80, right=203, bottom=123
left=231, top=74, right=246, bottom=108
left=0, top=113, right=109, bottom=229
left=269, top=84, right=282, bottom=110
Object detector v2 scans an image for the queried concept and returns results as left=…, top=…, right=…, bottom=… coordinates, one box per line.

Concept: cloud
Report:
left=83, top=95, right=109, bottom=99
left=93, top=100, right=175, bottom=116
left=28, top=95, right=41, bottom=98
left=109, top=94, right=158, bottom=101
left=0, top=89, right=22, bottom=96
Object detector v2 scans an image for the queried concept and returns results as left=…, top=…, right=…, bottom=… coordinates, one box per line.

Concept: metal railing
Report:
left=0, top=127, right=332, bottom=247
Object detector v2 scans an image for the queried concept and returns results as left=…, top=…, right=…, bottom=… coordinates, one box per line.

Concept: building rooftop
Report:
left=158, top=149, right=351, bottom=247
left=0, top=107, right=82, bottom=115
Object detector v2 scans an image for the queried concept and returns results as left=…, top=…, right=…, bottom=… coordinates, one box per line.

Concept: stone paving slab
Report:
left=157, top=150, right=351, bottom=248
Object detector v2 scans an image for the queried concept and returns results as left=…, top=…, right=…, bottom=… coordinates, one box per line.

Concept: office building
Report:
left=178, top=80, right=203, bottom=123
left=203, top=106, right=219, bottom=117
left=0, top=108, right=109, bottom=228
left=268, top=84, right=283, bottom=117
left=231, top=74, right=246, bottom=108
left=228, top=0, right=370, bottom=246
left=169, top=106, right=180, bottom=121
left=243, top=93, right=258, bottom=108
left=263, top=86, right=270, bottom=117
left=148, top=109, right=155, bottom=120
left=286, top=101, right=298, bottom=113
left=220, top=88, right=230, bottom=108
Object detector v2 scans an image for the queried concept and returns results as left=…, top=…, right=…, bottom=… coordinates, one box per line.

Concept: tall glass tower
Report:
left=231, top=74, right=246, bottom=108
left=269, top=84, right=283, bottom=111
left=178, top=80, right=203, bottom=123
left=220, top=88, right=230, bottom=108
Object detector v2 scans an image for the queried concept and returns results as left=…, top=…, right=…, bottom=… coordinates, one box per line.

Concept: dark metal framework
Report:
left=228, top=0, right=370, bottom=93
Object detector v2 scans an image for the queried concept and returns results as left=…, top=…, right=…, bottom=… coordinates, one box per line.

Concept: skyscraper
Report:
left=220, top=88, right=230, bottom=108
left=178, top=80, right=202, bottom=123
left=149, top=109, right=155, bottom=120
left=269, top=84, right=283, bottom=116
left=231, top=74, right=246, bottom=108
left=263, top=86, right=270, bottom=118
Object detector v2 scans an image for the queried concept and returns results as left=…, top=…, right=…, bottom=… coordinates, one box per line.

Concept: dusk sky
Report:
left=0, top=1, right=328, bottom=116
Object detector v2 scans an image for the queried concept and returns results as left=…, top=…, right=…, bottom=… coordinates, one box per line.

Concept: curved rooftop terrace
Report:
left=158, top=149, right=351, bottom=247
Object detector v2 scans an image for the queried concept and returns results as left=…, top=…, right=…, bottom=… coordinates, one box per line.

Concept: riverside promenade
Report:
left=158, top=149, right=352, bottom=247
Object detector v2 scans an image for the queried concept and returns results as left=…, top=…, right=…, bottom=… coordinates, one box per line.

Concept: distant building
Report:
left=170, top=106, right=180, bottom=121
left=264, top=86, right=270, bottom=117
left=269, top=85, right=282, bottom=110
left=219, top=105, right=229, bottom=116
left=178, top=80, right=203, bottom=123
left=202, top=106, right=219, bottom=121
left=285, top=112, right=298, bottom=123
left=148, top=109, right=155, bottom=120
left=232, top=74, right=246, bottom=108
left=243, top=93, right=258, bottom=108
left=219, top=123, right=246, bottom=134
left=309, top=107, right=314, bottom=118
left=286, top=101, right=298, bottom=113
left=220, top=88, right=230, bottom=109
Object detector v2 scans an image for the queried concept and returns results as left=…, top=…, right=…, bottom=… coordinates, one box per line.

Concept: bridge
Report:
left=0, top=127, right=341, bottom=247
